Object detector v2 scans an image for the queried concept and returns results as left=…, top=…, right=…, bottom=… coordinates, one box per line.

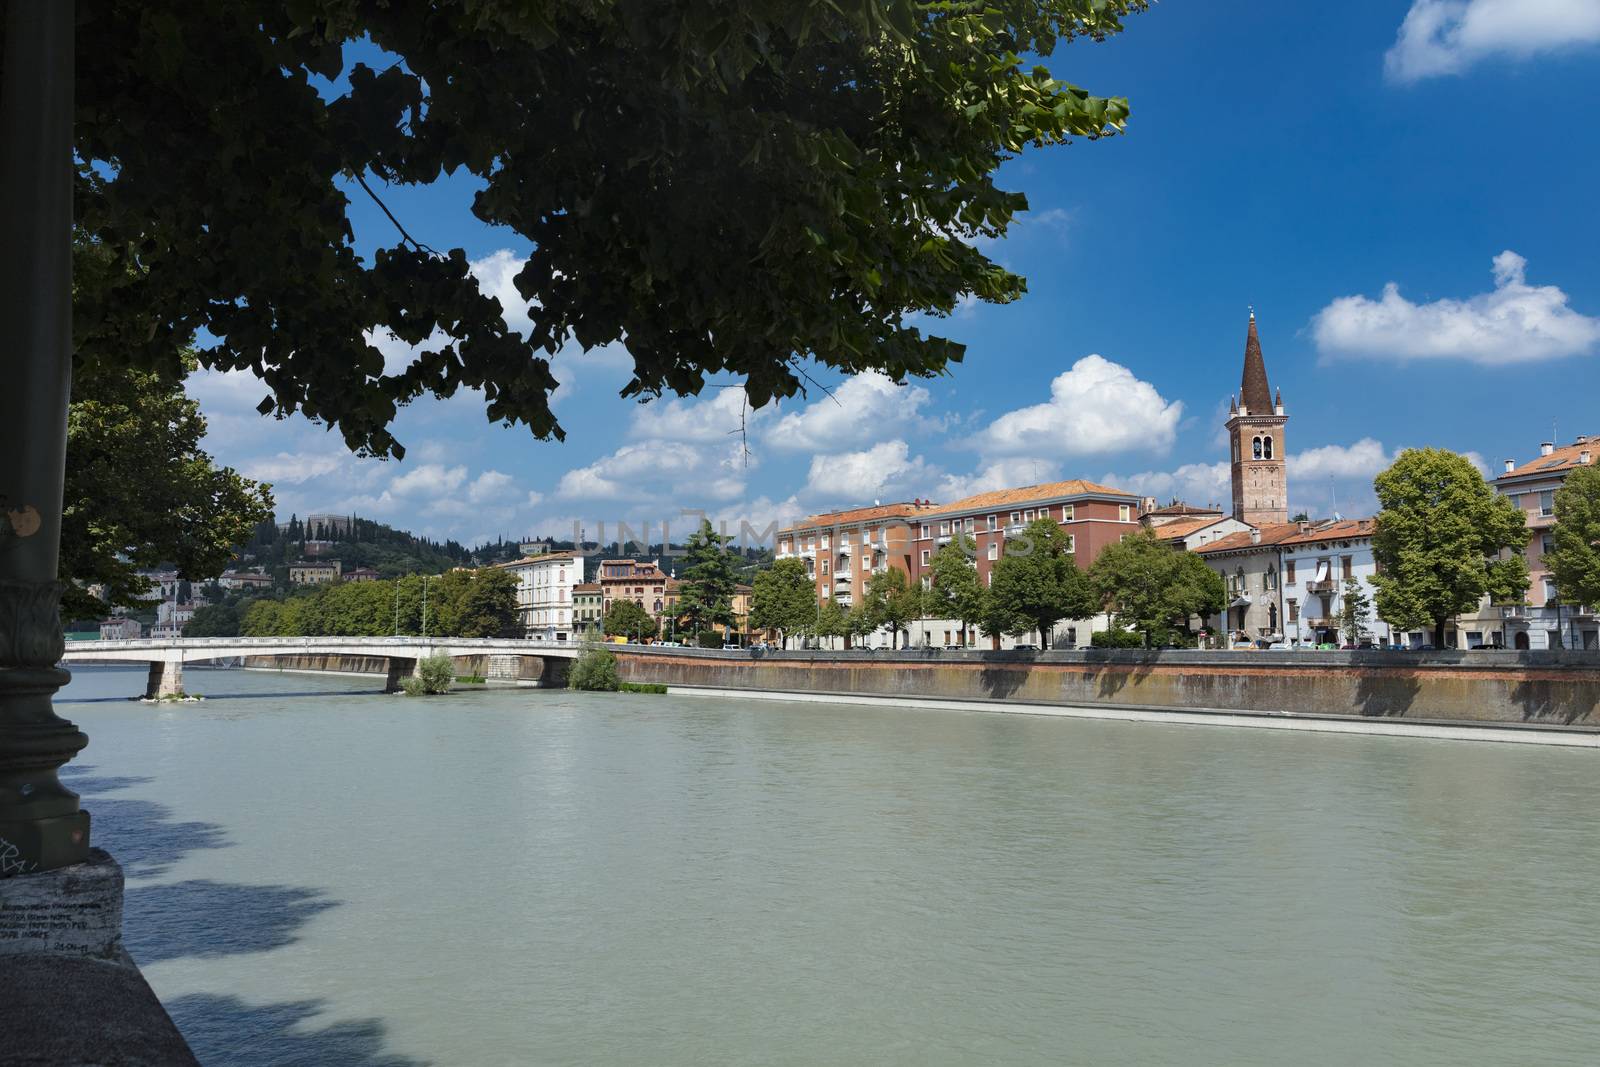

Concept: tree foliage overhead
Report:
left=1089, top=529, right=1223, bottom=645
left=61, top=361, right=274, bottom=619
left=74, top=0, right=1144, bottom=457
left=1369, top=448, right=1530, bottom=646
left=1547, top=464, right=1600, bottom=615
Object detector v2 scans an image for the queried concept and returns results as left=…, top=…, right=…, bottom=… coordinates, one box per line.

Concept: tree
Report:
left=845, top=602, right=880, bottom=649
left=928, top=536, right=984, bottom=645
left=1338, top=577, right=1373, bottom=647
left=184, top=602, right=240, bottom=638
left=1547, top=464, right=1600, bottom=619
left=60, top=361, right=274, bottom=618
left=604, top=600, right=658, bottom=642
left=986, top=518, right=1098, bottom=649
left=815, top=599, right=848, bottom=650
left=76, top=2, right=1144, bottom=457
left=240, top=599, right=284, bottom=637
left=1090, top=530, right=1225, bottom=646
left=454, top=568, right=521, bottom=638
left=1370, top=448, right=1530, bottom=648
left=863, top=567, right=920, bottom=649
left=675, top=520, right=738, bottom=637
left=749, top=558, right=815, bottom=648
left=568, top=638, right=621, bottom=692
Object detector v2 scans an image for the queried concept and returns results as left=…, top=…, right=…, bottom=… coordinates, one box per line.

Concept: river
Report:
left=55, top=665, right=1600, bottom=1066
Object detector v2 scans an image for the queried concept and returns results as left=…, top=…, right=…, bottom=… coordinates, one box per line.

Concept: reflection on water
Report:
left=58, top=666, right=1600, bottom=1066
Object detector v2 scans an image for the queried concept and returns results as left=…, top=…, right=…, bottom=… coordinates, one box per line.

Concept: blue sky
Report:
left=187, top=0, right=1600, bottom=546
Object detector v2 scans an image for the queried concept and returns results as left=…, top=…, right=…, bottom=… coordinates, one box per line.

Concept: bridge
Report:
left=60, top=637, right=585, bottom=697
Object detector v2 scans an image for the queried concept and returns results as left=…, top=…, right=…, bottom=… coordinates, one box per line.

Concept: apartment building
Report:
left=598, top=558, right=674, bottom=620
left=496, top=551, right=580, bottom=640
left=572, top=583, right=603, bottom=636
left=1493, top=435, right=1600, bottom=650
left=289, top=561, right=340, bottom=585
left=775, top=501, right=939, bottom=612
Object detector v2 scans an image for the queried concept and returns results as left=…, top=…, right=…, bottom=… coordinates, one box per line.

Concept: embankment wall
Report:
left=613, top=648, right=1600, bottom=727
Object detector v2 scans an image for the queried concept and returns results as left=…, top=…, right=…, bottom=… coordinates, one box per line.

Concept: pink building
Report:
left=1494, top=435, right=1600, bottom=650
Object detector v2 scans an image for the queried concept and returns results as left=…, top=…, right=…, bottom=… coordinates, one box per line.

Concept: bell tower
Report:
left=1226, top=311, right=1288, bottom=525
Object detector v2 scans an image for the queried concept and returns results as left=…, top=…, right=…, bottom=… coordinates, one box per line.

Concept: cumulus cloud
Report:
left=630, top=387, right=762, bottom=444
left=1287, top=438, right=1395, bottom=481
left=934, top=458, right=1063, bottom=502
left=802, top=440, right=936, bottom=503
left=1311, top=251, right=1600, bottom=363
left=1386, top=0, right=1600, bottom=82
left=467, top=470, right=515, bottom=504
left=389, top=463, right=468, bottom=496
left=766, top=372, right=935, bottom=451
left=240, top=451, right=346, bottom=484
left=978, top=355, right=1183, bottom=458
left=556, top=441, right=749, bottom=504
left=1104, top=462, right=1232, bottom=510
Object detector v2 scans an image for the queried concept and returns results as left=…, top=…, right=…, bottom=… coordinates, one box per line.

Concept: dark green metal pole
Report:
left=0, top=0, right=89, bottom=876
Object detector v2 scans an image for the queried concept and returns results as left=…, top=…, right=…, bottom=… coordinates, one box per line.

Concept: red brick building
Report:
left=775, top=501, right=940, bottom=611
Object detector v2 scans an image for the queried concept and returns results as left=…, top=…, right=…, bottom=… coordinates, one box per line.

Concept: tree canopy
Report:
left=749, top=557, right=815, bottom=647
left=675, top=520, right=738, bottom=636
left=74, top=0, right=1144, bottom=457
left=1370, top=448, right=1530, bottom=646
left=603, top=598, right=658, bottom=641
left=863, top=566, right=920, bottom=648
left=983, top=518, right=1096, bottom=648
left=928, top=535, right=984, bottom=643
left=1089, top=529, right=1223, bottom=645
left=61, top=361, right=274, bottom=619
left=1547, top=464, right=1600, bottom=615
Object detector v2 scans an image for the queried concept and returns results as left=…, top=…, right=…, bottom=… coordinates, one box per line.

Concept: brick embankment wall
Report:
left=613, top=648, right=1600, bottom=727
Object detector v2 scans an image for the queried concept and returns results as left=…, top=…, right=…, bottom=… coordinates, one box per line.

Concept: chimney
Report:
left=1577, top=434, right=1590, bottom=445
left=1541, top=441, right=1555, bottom=456
left=1298, top=520, right=1311, bottom=534
left=1582, top=450, right=1592, bottom=466
left=1250, top=528, right=1261, bottom=544
left=1504, top=459, right=1515, bottom=474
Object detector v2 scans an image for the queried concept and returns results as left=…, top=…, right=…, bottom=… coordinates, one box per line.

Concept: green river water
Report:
left=55, top=665, right=1600, bottom=1066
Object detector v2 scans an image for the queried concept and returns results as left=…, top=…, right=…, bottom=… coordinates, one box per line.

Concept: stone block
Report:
left=0, top=848, right=125, bottom=961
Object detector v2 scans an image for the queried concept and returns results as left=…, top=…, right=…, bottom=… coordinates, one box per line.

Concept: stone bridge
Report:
left=59, top=637, right=583, bottom=697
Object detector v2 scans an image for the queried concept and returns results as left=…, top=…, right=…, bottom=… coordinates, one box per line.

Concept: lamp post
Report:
left=0, top=1, right=87, bottom=876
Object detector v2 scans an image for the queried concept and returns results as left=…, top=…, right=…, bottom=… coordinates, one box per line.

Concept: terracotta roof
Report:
left=495, top=551, right=576, bottom=567
left=1151, top=517, right=1231, bottom=540
left=1240, top=313, right=1273, bottom=414
left=573, top=582, right=601, bottom=593
left=927, top=479, right=1136, bottom=517
left=1281, top=518, right=1375, bottom=545
left=1194, top=522, right=1305, bottom=555
left=1497, top=438, right=1600, bottom=481
left=1143, top=502, right=1223, bottom=518
left=780, top=501, right=938, bottom=533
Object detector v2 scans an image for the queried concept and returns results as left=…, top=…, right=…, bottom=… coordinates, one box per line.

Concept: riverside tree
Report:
left=928, top=536, right=984, bottom=645
left=61, top=360, right=274, bottom=620
left=1546, top=464, right=1600, bottom=617
left=1338, top=577, right=1373, bottom=647
left=1370, top=448, right=1530, bottom=648
left=814, top=598, right=847, bottom=650
left=676, top=520, right=738, bottom=638
left=603, top=599, right=658, bottom=642
left=863, top=567, right=920, bottom=649
left=75, top=2, right=1145, bottom=458
left=749, top=558, right=815, bottom=648
left=1089, top=529, right=1224, bottom=646
left=985, top=518, right=1097, bottom=649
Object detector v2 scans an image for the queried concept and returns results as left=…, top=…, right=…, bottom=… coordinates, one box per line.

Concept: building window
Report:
left=1010, top=511, right=1020, bottom=524
left=1545, top=578, right=1559, bottom=601
left=822, top=560, right=829, bottom=575
left=821, top=534, right=830, bottom=549
left=939, top=521, right=950, bottom=536
left=1253, top=436, right=1263, bottom=459
left=1543, top=534, right=1555, bottom=555
left=1286, top=560, right=1296, bottom=585
left=920, top=549, right=930, bottom=565
left=965, top=517, right=975, bottom=532
left=921, top=576, right=931, bottom=591
left=1540, top=490, right=1555, bottom=517
left=1064, top=534, right=1075, bottom=553
left=987, top=542, right=999, bottom=561
left=1288, top=598, right=1298, bottom=623
left=1263, top=435, right=1274, bottom=459
left=1023, top=509, right=1033, bottom=521
left=987, top=515, right=998, bottom=531
left=1118, top=504, right=1131, bottom=521
left=1062, top=504, right=1075, bottom=521
left=921, top=524, right=931, bottom=539
left=1342, top=556, right=1353, bottom=580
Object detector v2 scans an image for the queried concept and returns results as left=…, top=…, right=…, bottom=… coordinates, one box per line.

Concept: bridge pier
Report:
left=383, top=658, right=416, bottom=693
left=143, top=658, right=184, bottom=700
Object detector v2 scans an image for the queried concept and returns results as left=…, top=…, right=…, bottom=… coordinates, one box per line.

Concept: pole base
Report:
left=0, top=810, right=90, bottom=877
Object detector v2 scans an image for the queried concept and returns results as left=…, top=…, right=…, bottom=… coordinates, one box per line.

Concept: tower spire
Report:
left=1240, top=311, right=1272, bottom=414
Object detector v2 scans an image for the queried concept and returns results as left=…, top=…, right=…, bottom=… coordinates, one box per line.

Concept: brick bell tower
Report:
left=1226, top=311, right=1288, bottom=525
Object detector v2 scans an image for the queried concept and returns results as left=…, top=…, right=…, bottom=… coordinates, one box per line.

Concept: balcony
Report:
left=834, top=573, right=852, bottom=585
left=935, top=535, right=952, bottom=546
left=1500, top=605, right=1529, bottom=619
left=834, top=594, right=853, bottom=606
left=1303, top=579, right=1336, bottom=594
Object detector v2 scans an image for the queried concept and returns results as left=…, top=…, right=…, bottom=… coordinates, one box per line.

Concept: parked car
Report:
left=942, top=644, right=965, bottom=651
left=1013, top=643, right=1039, bottom=652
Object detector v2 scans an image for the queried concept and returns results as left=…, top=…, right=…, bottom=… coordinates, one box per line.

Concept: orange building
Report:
left=775, top=501, right=941, bottom=612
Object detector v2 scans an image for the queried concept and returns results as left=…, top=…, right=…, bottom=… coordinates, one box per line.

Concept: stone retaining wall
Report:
left=613, top=648, right=1600, bottom=726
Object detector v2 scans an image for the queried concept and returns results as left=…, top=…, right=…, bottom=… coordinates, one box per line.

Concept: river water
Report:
left=55, top=665, right=1600, bottom=1066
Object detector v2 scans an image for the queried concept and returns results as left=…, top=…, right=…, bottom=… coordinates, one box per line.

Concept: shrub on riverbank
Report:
left=620, top=682, right=667, bottom=694
left=415, top=654, right=455, bottom=694
left=569, top=641, right=620, bottom=691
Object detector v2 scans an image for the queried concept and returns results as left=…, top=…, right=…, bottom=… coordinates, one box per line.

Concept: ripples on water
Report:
left=56, top=665, right=1600, bottom=1066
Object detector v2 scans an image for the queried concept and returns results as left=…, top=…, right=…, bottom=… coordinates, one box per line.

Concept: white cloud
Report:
left=240, top=451, right=346, bottom=485
left=1105, top=462, right=1232, bottom=510
left=978, top=355, right=1183, bottom=458
left=389, top=463, right=467, bottom=496
left=802, top=440, right=935, bottom=503
left=630, top=387, right=760, bottom=444
left=467, top=470, right=515, bottom=504
left=934, top=458, right=1063, bottom=502
left=556, top=441, right=747, bottom=503
left=766, top=372, right=935, bottom=451
left=1311, top=251, right=1600, bottom=363
left=1287, top=438, right=1395, bottom=481
left=1386, top=0, right=1600, bottom=82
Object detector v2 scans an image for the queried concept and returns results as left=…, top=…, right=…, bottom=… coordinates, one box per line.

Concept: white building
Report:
left=497, top=551, right=581, bottom=640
